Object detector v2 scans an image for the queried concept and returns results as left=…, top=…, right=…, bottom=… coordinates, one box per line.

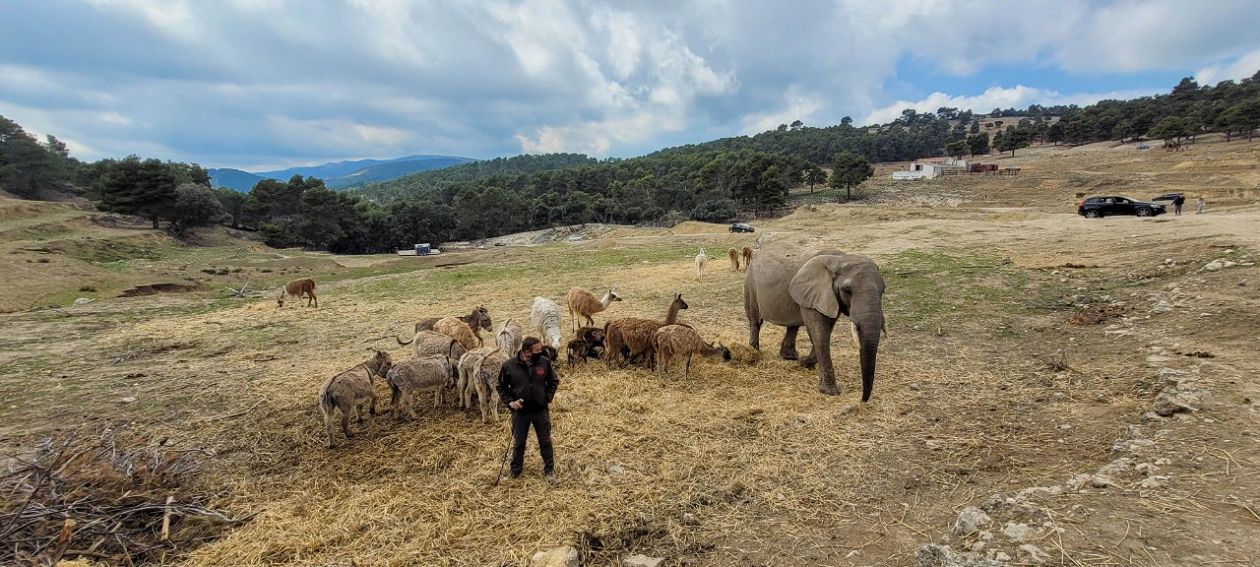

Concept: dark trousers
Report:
left=510, top=408, right=553, bottom=474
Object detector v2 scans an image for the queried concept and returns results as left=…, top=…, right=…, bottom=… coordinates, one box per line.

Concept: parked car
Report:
left=729, top=222, right=755, bottom=233
left=1151, top=192, right=1183, bottom=202
left=1077, top=196, right=1166, bottom=218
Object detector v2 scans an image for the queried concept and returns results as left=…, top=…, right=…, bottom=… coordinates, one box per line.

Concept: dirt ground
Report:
left=1, top=136, right=1258, bottom=566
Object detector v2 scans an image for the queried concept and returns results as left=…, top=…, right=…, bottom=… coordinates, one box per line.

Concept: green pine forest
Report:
left=2, top=73, right=1258, bottom=253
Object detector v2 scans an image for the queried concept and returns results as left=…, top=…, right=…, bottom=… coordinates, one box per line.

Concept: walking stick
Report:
left=493, top=420, right=513, bottom=486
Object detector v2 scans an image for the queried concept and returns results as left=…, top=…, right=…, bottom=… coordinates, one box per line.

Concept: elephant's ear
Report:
left=789, top=256, right=841, bottom=318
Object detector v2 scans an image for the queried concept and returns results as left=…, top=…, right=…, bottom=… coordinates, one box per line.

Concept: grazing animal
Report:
left=530, top=297, right=563, bottom=350
left=742, top=246, right=753, bottom=268
left=566, top=286, right=622, bottom=331
left=744, top=241, right=887, bottom=400
left=566, top=338, right=590, bottom=367
left=695, top=248, right=709, bottom=278
left=653, top=325, right=731, bottom=379
left=540, top=344, right=559, bottom=364
left=576, top=326, right=606, bottom=360
left=278, top=278, right=317, bottom=308
left=728, top=248, right=741, bottom=271
left=387, top=355, right=457, bottom=420
left=319, top=350, right=392, bottom=448
left=457, top=346, right=499, bottom=410
left=604, top=291, right=689, bottom=369
left=469, top=350, right=508, bottom=423
left=396, top=330, right=468, bottom=362
left=415, top=305, right=492, bottom=343
left=495, top=318, right=524, bottom=353
left=433, top=316, right=480, bottom=350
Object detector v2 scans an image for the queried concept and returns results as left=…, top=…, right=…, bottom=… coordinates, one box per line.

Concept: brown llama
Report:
left=278, top=278, right=317, bottom=307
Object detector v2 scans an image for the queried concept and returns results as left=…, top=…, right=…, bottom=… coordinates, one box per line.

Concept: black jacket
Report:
left=497, top=353, right=558, bottom=412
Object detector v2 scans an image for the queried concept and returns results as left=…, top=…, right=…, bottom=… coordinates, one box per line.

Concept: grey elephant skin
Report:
left=743, top=242, right=886, bottom=400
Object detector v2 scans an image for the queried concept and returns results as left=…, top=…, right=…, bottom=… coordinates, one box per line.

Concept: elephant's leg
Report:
left=801, top=310, right=839, bottom=395
left=779, top=326, right=800, bottom=360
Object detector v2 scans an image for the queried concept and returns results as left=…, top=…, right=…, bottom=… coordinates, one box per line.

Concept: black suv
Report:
left=1077, top=196, right=1166, bottom=218
left=729, top=222, right=755, bottom=233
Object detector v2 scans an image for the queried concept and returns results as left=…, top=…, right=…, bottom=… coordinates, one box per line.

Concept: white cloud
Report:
left=741, top=86, right=825, bottom=134
left=1195, top=48, right=1260, bottom=85
left=862, top=85, right=1164, bottom=125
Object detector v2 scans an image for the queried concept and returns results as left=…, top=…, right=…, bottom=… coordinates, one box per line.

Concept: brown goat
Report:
left=604, top=292, right=688, bottom=369
left=278, top=278, right=317, bottom=307
left=741, top=247, right=753, bottom=269
left=434, top=316, right=480, bottom=350
left=653, top=325, right=731, bottom=379
left=566, top=287, right=622, bottom=331
left=319, top=350, right=392, bottom=448
left=728, top=248, right=740, bottom=271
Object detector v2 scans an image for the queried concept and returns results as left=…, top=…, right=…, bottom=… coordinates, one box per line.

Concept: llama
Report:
left=728, top=248, right=740, bottom=271
left=530, top=297, right=563, bottom=350
left=566, top=286, right=622, bottom=331
left=318, top=350, right=392, bottom=448
left=741, top=246, right=753, bottom=269
left=604, top=291, right=689, bottom=369
left=653, top=325, right=731, bottom=379
left=278, top=278, right=317, bottom=307
left=695, top=248, right=709, bottom=278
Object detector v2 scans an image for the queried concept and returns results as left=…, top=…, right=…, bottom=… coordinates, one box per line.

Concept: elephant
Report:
left=744, top=242, right=886, bottom=400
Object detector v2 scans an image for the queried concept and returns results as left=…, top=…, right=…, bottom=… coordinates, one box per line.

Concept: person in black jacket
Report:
left=1172, top=194, right=1185, bottom=216
left=497, top=336, right=559, bottom=481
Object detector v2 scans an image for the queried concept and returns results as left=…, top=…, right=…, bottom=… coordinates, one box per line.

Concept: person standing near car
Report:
left=1172, top=194, right=1185, bottom=216
left=497, top=336, right=559, bottom=482
left=1196, top=196, right=1206, bottom=214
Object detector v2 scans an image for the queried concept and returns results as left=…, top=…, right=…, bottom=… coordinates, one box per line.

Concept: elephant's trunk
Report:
left=854, top=309, right=882, bottom=402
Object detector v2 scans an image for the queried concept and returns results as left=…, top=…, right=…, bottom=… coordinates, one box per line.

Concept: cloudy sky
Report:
left=1, top=0, right=1258, bottom=170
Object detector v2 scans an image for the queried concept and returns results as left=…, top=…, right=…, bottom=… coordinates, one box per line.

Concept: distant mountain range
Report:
left=209, top=154, right=474, bottom=192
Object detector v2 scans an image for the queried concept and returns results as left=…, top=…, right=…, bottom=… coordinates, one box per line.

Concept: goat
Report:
left=530, top=297, right=563, bottom=350
left=566, top=338, right=589, bottom=367
left=695, top=248, right=709, bottom=278
left=433, top=316, right=480, bottom=350
left=318, top=349, right=392, bottom=448
left=653, top=325, right=731, bottom=379
left=278, top=278, right=317, bottom=308
left=566, top=286, right=622, bottom=331
left=576, top=326, right=606, bottom=360
left=741, top=246, right=753, bottom=269
left=396, top=330, right=467, bottom=362
left=495, top=318, right=523, bottom=353
left=604, top=291, right=688, bottom=369
left=387, top=355, right=457, bottom=420
left=415, top=305, right=491, bottom=344
left=728, top=248, right=740, bottom=271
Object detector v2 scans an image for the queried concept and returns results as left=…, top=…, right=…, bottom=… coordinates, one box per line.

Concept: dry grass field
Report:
left=2, top=136, right=1259, bottom=566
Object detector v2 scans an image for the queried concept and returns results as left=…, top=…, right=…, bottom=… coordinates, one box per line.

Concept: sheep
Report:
left=530, top=297, right=563, bottom=350
left=387, top=354, right=457, bottom=420
left=653, top=325, right=732, bottom=379
left=318, top=349, right=392, bottom=448
left=278, top=278, right=317, bottom=308
left=496, top=318, right=523, bottom=353
left=604, top=291, right=688, bottom=369
left=566, top=286, right=622, bottom=331
left=566, top=338, right=590, bottom=367
left=741, top=246, right=753, bottom=269
left=469, top=350, right=508, bottom=423
left=576, top=326, right=606, bottom=360
left=695, top=248, right=709, bottom=278
left=415, top=305, right=492, bottom=344
left=433, top=316, right=480, bottom=350
left=396, top=330, right=467, bottom=362
left=728, top=248, right=740, bottom=271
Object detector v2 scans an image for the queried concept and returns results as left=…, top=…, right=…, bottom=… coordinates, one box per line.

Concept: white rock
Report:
left=1203, top=260, right=1225, bottom=272
left=1152, top=391, right=1199, bottom=416
left=1135, top=463, right=1157, bottom=476
left=623, top=554, right=664, bottom=567
left=995, top=552, right=1012, bottom=562
left=952, top=507, right=991, bottom=537
left=1090, top=475, right=1114, bottom=488
left=531, top=546, right=579, bottom=567
left=120, top=396, right=137, bottom=404
left=1002, top=523, right=1034, bottom=542
left=74, top=297, right=93, bottom=305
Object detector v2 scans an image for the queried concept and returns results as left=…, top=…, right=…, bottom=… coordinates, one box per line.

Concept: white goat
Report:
left=694, top=248, right=709, bottom=278
left=530, top=297, right=563, bottom=350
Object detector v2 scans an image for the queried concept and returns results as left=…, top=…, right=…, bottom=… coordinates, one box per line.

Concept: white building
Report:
left=891, top=158, right=968, bottom=180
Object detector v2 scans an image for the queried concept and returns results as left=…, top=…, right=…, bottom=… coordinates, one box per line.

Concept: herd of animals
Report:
left=300, top=241, right=888, bottom=449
